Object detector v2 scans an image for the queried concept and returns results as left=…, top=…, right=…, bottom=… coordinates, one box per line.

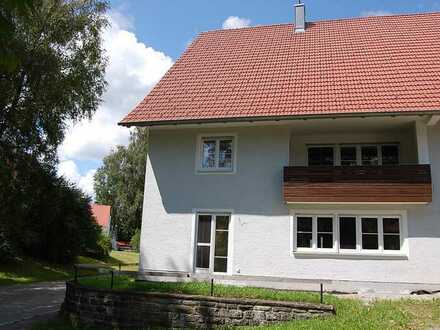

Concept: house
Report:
left=91, top=204, right=116, bottom=249
left=119, top=5, right=440, bottom=293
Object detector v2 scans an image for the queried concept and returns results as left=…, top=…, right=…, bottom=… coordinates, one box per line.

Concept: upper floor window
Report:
left=197, top=135, right=236, bottom=173
left=307, top=144, right=399, bottom=166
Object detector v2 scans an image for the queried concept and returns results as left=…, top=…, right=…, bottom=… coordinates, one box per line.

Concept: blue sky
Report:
left=58, top=0, right=440, bottom=197
left=110, top=0, right=440, bottom=60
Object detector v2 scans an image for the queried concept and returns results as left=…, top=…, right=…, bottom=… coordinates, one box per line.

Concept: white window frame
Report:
left=290, top=209, right=408, bottom=259
left=195, top=133, right=237, bottom=174
left=306, top=143, right=400, bottom=166
left=191, top=210, right=233, bottom=274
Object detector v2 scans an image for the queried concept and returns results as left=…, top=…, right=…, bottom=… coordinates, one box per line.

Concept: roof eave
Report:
left=118, top=110, right=439, bottom=128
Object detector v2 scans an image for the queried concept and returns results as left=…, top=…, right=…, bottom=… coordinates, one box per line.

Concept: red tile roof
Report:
left=120, top=12, right=440, bottom=126
left=91, top=204, right=111, bottom=228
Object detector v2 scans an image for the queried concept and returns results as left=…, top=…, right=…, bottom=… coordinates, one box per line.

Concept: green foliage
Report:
left=98, top=233, right=112, bottom=257
left=1, top=161, right=102, bottom=264
left=94, top=128, right=148, bottom=240
left=0, top=0, right=108, bottom=165
left=0, top=0, right=108, bottom=264
left=130, top=229, right=141, bottom=252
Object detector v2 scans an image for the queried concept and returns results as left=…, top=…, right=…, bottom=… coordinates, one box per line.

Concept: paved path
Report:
left=0, top=282, right=65, bottom=330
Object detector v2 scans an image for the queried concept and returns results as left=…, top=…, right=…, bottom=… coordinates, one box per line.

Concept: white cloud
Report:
left=58, top=11, right=173, bottom=196
left=58, top=160, right=96, bottom=198
left=222, top=16, right=251, bottom=29
left=361, top=10, right=393, bottom=17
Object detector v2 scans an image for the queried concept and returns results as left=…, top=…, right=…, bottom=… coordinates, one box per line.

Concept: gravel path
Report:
left=0, top=282, right=65, bottom=330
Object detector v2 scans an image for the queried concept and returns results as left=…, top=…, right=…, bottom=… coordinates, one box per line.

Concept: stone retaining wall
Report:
left=62, top=281, right=335, bottom=329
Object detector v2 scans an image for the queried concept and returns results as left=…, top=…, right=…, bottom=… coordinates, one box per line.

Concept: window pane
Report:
left=361, top=146, right=379, bottom=166
left=297, top=233, right=313, bottom=248
left=196, top=246, right=210, bottom=268
left=317, top=217, right=333, bottom=249
left=219, top=140, right=232, bottom=168
left=382, top=145, right=399, bottom=165
left=317, top=217, right=333, bottom=232
left=197, top=215, right=212, bottom=243
left=383, top=218, right=400, bottom=251
left=339, top=217, right=357, bottom=249
left=362, top=218, right=378, bottom=233
left=362, top=218, right=378, bottom=250
left=317, top=234, right=333, bottom=248
left=297, top=217, right=312, bottom=232
left=214, top=257, right=227, bottom=273
left=384, top=235, right=400, bottom=250
left=341, top=147, right=357, bottom=166
left=383, top=218, right=400, bottom=234
left=362, top=234, right=379, bottom=250
left=308, top=147, right=334, bottom=166
left=202, top=140, right=216, bottom=168
left=216, top=216, right=229, bottom=230
left=214, top=231, right=228, bottom=257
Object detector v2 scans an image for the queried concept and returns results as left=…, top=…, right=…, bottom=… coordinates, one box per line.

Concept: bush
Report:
left=97, top=233, right=112, bottom=257
left=130, top=229, right=141, bottom=252
left=0, top=229, right=16, bottom=263
left=0, top=157, right=102, bottom=264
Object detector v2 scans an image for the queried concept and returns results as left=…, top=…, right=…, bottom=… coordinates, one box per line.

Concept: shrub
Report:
left=0, top=157, right=102, bottom=264
left=130, top=229, right=141, bottom=252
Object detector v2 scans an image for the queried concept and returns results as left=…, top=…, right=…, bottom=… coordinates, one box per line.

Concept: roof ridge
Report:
left=200, top=11, right=440, bottom=35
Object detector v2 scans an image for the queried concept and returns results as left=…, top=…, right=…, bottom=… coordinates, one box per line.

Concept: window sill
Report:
left=196, top=169, right=236, bottom=175
left=293, top=251, right=408, bottom=260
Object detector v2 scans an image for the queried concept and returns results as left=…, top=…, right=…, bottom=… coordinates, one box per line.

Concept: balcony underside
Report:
left=283, top=165, right=432, bottom=204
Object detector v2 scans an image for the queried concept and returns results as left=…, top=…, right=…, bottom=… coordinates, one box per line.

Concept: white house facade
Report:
left=120, top=9, right=440, bottom=292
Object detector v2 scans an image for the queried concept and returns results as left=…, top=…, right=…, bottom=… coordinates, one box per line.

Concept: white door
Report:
left=195, top=214, right=230, bottom=273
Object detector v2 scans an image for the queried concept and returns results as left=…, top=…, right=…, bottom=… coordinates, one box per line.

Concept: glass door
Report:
left=195, top=214, right=230, bottom=273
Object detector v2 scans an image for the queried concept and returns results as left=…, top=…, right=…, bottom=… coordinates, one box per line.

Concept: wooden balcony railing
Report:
left=283, top=165, right=432, bottom=204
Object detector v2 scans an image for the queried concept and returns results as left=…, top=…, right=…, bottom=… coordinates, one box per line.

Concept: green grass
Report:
left=0, top=251, right=139, bottom=286
left=78, top=275, right=321, bottom=303
left=73, top=276, right=440, bottom=329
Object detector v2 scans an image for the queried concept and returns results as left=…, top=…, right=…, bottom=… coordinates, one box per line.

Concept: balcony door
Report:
left=195, top=214, right=230, bottom=273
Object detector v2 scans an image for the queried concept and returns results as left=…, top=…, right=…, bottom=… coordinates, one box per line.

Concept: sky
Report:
left=57, top=0, right=440, bottom=197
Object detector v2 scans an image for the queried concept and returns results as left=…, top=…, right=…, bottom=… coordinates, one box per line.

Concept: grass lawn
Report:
left=0, top=251, right=139, bottom=286
left=67, top=276, right=440, bottom=329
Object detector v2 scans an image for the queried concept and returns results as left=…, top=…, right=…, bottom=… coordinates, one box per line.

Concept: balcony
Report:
left=283, top=165, right=432, bottom=204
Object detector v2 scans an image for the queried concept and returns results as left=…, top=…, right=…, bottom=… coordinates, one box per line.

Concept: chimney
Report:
left=294, top=1, right=306, bottom=33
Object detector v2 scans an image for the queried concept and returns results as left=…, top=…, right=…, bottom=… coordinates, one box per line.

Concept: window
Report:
left=340, top=146, right=357, bottom=166
left=297, top=217, right=313, bottom=248
left=339, top=217, right=357, bottom=250
left=195, top=213, right=230, bottom=273
left=317, top=217, right=333, bottom=249
left=295, top=215, right=335, bottom=251
left=293, top=213, right=404, bottom=256
left=361, top=146, right=379, bottom=166
left=308, top=147, right=334, bottom=166
left=383, top=218, right=400, bottom=250
left=361, top=217, right=379, bottom=250
left=198, top=136, right=235, bottom=172
left=307, top=143, right=399, bottom=167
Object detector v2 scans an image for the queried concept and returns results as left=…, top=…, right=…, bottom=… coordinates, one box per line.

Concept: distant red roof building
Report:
left=120, top=12, right=440, bottom=126
left=91, top=204, right=111, bottom=233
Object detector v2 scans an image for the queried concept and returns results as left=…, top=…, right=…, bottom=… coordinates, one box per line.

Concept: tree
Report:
left=0, top=0, right=108, bottom=263
left=94, top=128, right=148, bottom=240
left=0, top=0, right=108, bottom=165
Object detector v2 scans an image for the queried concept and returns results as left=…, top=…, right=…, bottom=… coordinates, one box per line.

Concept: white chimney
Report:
left=294, top=1, right=306, bottom=33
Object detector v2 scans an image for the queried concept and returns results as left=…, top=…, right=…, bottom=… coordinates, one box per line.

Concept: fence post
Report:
left=320, top=283, right=324, bottom=304
left=210, top=278, right=214, bottom=296
left=74, top=265, right=78, bottom=283
left=110, top=270, right=114, bottom=289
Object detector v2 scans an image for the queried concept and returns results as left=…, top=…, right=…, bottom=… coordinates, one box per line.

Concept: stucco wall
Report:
left=140, top=122, right=440, bottom=286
